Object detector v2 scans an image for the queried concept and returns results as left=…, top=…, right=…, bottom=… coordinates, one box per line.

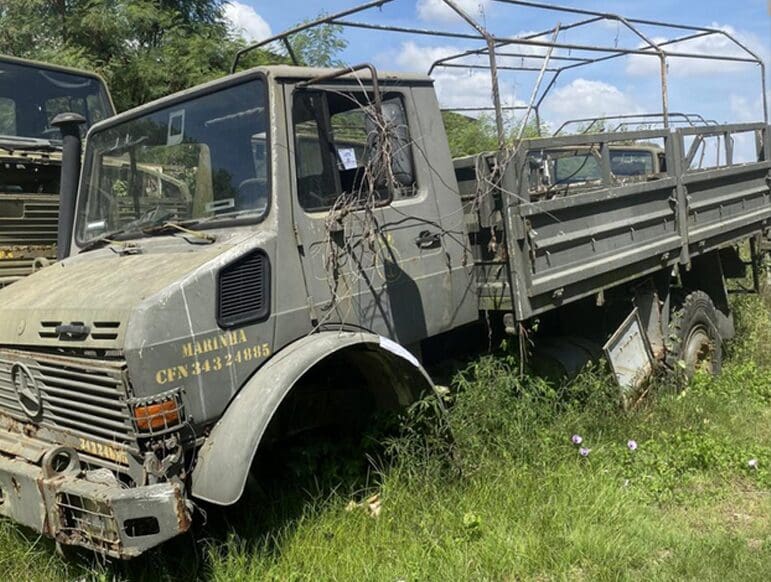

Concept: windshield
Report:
left=77, top=78, right=269, bottom=243
left=549, top=148, right=657, bottom=185
left=610, top=149, right=655, bottom=176
left=553, top=154, right=601, bottom=184
left=0, top=59, right=112, bottom=142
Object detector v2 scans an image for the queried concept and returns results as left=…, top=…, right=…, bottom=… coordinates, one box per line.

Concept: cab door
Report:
left=285, top=81, right=475, bottom=346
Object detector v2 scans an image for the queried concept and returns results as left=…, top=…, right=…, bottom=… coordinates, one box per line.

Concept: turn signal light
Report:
left=134, top=400, right=180, bottom=432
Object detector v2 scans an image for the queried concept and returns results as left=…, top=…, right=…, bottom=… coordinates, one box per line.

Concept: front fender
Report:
left=190, top=331, right=433, bottom=505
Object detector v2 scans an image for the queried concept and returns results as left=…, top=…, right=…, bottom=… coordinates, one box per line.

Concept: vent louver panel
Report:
left=38, top=320, right=121, bottom=341
left=217, top=250, right=270, bottom=328
left=0, top=197, right=59, bottom=245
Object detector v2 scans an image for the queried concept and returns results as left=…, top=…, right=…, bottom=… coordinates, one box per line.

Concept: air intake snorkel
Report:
left=51, top=113, right=86, bottom=261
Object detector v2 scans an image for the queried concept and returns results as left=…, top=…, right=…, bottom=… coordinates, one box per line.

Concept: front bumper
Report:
left=0, top=447, right=190, bottom=558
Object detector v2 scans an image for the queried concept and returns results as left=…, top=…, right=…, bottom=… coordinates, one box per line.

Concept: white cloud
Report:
left=625, top=24, right=767, bottom=77
left=730, top=94, right=755, bottom=122
left=395, top=42, right=525, bottom=111
left=225, top=1, right=272, bottom=42
left=432, top=71, right=522, bottom=110
left=730, top=91, right=768, bottom=122
left=395, top=41, right=459, bottom=73
left=394, top=43, right=644, bottom=128
left=543, top=79, right=641, bottom=125
left=417, top=0, right=491, bottom=23
left=393, top=36, right=550, bottom=73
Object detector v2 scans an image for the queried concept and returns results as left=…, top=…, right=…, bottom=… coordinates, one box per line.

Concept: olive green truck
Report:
left=0, top=55, right=114, bottom=285
left=0, top=2, right=768, bottom=559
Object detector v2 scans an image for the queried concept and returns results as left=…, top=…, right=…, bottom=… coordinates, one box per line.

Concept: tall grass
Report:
left=1, top=294, right=770, bottom=580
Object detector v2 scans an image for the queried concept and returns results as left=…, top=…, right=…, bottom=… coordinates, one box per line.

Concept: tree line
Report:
left=0, top=0, right=344, bottom=111
left=0, top=0, right=533, bottom=155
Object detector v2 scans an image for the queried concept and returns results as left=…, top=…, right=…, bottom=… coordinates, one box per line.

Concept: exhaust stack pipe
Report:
left=51, top=113, right=86, bottom=261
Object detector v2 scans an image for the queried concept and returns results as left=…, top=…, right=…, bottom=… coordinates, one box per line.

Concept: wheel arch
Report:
left=190, top=331, right=433, bottom=506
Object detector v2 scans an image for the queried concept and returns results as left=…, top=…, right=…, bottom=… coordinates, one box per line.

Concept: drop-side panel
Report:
left=493, top=123, right=771, bottom=321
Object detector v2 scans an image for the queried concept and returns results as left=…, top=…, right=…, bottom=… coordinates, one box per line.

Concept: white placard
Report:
left=338, top=147, right=358, bottom=170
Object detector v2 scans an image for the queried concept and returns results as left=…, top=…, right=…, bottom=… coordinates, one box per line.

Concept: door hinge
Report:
left=294, top=224, right=304, bottom=254
left=306, top=295, right=319, bottom=327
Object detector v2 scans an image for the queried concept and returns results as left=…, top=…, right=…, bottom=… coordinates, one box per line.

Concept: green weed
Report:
left=1, top=294, right=770, bottom=580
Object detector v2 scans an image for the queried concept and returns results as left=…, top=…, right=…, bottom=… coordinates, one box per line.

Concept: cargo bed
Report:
left=456, top=122, right=771, bottom=320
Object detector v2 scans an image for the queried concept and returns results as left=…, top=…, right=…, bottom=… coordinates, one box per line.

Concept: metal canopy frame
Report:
left=232, top=0, right=768, bottom=147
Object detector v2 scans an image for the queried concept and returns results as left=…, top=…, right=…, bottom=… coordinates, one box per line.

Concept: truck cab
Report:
left=0, top=55, right=114, bottom=285
left=0, top=65, right=475, bottom=557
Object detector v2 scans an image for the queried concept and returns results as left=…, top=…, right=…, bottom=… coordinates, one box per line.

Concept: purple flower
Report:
left=748, top=459, right=758, bottom=469
left=571, top=434, right=583, bottom=445
left=579, top=447, right=591, bottom=457
left=627, top=440, right=638, bottom=451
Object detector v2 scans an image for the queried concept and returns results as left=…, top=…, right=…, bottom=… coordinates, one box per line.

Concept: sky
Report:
left=224, top=0, right=771, bottom=131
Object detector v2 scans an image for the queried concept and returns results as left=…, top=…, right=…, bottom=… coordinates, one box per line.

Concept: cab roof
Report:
left=264, top=64, right=432, bottom=84
left=87, top=64, right=434, bottom=137
left=0, top=54, right=107, bottom=83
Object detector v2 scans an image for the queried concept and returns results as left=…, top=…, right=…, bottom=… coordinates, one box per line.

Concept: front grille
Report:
left=217, top=249, right=270, bottom=328
left=0, top=196, right=59, bottom=245
left=0, top=349, right=135, bottom=452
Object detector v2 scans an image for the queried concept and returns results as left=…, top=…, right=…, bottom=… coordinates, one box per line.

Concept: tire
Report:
left=668, top=290, right=723, bottom=377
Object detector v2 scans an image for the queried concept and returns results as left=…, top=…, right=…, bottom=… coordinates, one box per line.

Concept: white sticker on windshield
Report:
left=85, top=220, right=106, bottom=232
left=205, top=198, right=235, bottom=214
left=379, top=336, right=420, bottom=368
left=338, top=148, right=358, bottom=170
left=167, top=110, right=185, bottom=146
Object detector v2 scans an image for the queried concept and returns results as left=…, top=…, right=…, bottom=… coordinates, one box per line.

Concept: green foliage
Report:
left=287, top=20, right=346, bottom=68
left=2, top=285, right=771, bottom=580
left=442, top=111, right=546, bottom=158
left=442, top=111, right=500, bottom=157
left=0, top=1, right=346, bottom=112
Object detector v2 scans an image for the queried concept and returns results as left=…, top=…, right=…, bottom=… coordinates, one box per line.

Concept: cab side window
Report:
left=293, top=90, right=416, bottom=212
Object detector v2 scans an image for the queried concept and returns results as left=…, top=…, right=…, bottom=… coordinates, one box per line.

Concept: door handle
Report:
left=415, top=230, right=441, bottom=249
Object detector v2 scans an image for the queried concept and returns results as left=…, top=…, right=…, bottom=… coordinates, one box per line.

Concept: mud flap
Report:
left=604, top=308, right=655, bottom=403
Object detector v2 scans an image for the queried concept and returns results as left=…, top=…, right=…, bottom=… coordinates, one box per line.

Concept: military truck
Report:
left=0, top=1, right=768, bottom=559
left=455, top=143, right=668, bottom=201
left=0, top=55, right=114, bottom=285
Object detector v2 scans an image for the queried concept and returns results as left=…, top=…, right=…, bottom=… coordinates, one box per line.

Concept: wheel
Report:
left=668, top=290, right=722, bottom=377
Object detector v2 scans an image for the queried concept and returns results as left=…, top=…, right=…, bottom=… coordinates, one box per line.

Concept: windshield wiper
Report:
left=142, top=220, right=217, bottom=243
left=79, top=229, right=130, bottom=252
left=79, top=209, right=173, bottom=252
left=121, top=207, right=177, bottom=232
left=79, top=210, right=218, bottom=252
left=177, top=208, right=264, bottom=227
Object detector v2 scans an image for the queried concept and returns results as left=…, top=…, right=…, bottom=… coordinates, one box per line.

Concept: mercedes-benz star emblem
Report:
left=10, top=363, right=42, bottom=419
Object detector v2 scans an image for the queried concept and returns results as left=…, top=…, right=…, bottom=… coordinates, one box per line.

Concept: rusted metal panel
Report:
left=604, top=309, right=655, bottom=395
left=0, top=349, right=137, bottom=453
